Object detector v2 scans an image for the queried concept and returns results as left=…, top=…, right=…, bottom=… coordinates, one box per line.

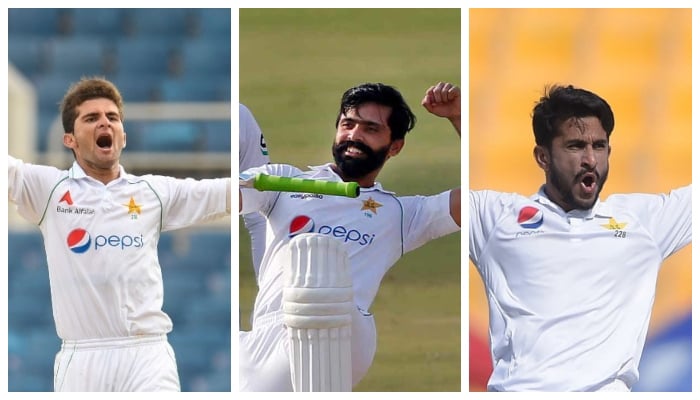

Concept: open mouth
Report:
left=344, top=145, right=365, bottom=157
left=580, top=173, right=597, bottom=194
left=96, top=135, right=113, bottom=149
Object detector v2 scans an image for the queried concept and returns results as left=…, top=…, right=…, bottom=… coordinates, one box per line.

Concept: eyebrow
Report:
left=340, top=116, right=384, bottom=128
left=564, top=138, right=608, bottom=145
left=81, top=111, right=120, bottom=119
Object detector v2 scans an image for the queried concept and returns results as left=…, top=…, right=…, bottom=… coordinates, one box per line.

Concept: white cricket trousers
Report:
left=54, top=334, right=180, bottom=392
left=239, top=307, right=377, bottom=391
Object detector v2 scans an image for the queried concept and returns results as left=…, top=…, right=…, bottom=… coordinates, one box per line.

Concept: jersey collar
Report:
left=309, top=163, right=396, bottom=195
left=532, top=185, right=613, bottom=219
left=69, top=161, right=128, bottom=184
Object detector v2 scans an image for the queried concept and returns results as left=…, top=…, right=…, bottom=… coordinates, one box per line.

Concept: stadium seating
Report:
left=8, top=8, right=231, bottom=155
left=202, top=121, right=232, bottom=152
left=8, top=36, right=49, bottom=79
left=45, top=37, right=107, bottom=77
left=69, top=8, right=126, bottom=39
left=7, top=8, right=64, bottom=36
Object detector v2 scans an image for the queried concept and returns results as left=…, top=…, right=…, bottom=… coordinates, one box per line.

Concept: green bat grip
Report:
left=253, top=174, right=360, bottom=198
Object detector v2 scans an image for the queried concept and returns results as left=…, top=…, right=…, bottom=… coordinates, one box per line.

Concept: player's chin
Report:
left=572, top=191, right=598, bottom=209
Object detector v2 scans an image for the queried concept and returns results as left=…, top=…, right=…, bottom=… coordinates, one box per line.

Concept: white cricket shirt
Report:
left=240, top=163, right=459, bottom=320
left=239, top=103, right=270, bottom=277
left=469, top=185, right=691, bottom=391
left=8, top=155, right=230, bottom=340
left=239, top=104, right=270, bottom=171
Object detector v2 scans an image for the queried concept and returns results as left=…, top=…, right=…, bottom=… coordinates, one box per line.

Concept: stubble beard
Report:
left=548, top=164, right=609, bottom=211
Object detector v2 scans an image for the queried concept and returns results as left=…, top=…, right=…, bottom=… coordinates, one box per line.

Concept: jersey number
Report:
left=614, top=230, right=627, bottom=238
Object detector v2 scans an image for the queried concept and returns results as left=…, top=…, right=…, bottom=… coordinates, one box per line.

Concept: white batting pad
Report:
left=283, top=233, right=353, bottom=392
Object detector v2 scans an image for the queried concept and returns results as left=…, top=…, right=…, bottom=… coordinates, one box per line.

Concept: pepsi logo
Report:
left=289, top=215, right=314, bottom=238
left=67, top=228, right=91, bottom=254
left=517, top=206, right=544, bottom=229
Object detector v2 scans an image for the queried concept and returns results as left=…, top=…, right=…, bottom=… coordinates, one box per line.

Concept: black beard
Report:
left=548, top=165, right=609, bottom=210
left=332, top=140, right=390, bottom=179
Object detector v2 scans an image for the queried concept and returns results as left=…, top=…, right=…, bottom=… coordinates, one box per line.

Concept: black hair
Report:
left=335, top=83, right=416, bottom=141
left=532, top=84, right=614, bottom=147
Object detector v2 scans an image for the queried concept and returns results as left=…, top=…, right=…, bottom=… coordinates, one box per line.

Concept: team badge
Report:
left=289, top=215, right=314, bottom=238
left=601, top=217, right=627, bottom=230
left=361, top=197, right=382, bottom=215
left=517, top=206, right=544, bottom=229
left=124, top=197, right=142, bottom=220
left=67, top=228, right=91, bottom=254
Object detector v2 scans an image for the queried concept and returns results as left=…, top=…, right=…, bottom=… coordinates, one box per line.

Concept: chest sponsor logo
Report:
left=517, top=206, right=544, bottom=229
left=66, top=228, right=144, bottom=254
left=289, top=215, right=376, bottom=246
left=59, top=190, right=74, bottom=205
left=290, top=193, right=324, bottom=200
left=56, top=190, right=96, bottom=215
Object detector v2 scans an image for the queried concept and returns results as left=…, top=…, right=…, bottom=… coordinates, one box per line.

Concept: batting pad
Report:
left=283, top=233, right=353, bottom=392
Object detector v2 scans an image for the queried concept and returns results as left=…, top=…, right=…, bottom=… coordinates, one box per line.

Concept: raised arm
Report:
left=422, top=82, right=461, bottom=226
left=421, top=81, right=461, bottom=136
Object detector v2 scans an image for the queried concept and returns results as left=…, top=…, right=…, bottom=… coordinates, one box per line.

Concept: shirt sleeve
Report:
left=239, top=104, right=270, bottom=170
left=401, top=190, right=460, bottom=254
left=469, top=189, right=512, bottom=265
left=616, top=185, right=692, bottom=259
left=146, top=175, right=231, bottom=231
left=8, top=155, right=66, bottom=225
left=239, top=163, right=302, bottom=215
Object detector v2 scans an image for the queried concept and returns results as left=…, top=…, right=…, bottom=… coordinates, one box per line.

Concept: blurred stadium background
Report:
left=239, top=9, right=461, bottom=391
left=469, top=8, right=691, bottom=392
left=7, top=8, right=231, bottom=391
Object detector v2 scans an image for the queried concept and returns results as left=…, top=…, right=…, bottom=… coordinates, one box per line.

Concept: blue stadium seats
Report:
left=202, top=121, right=232, bottom=152
left=159, top=78, right=230, bottom=102
left=68, top=8, right=126, bottom=39
left=183, top=294, right=231, bottom=326
left=45, top=37, right=107, bottom=77
left=7, top=232, right=47, bottom=273
left=122, top=8, right=194, bottom=38
left=33, top=74, right=74, bottom=111
left=177, top=230, right=231, bottom=270
left=180, top=38, right=231, bottom=77
left=8, top=36, right=49, bottom=78
left=33, top=74, right=74, bottom=150
left=9, top=8, right=230, bottom=156
left=109, top=73, right=162, bottom=102
left=8, top=8, right=63, bottom=36
left=162, top=270, right=207, bottom=321
left=194, top=9, right=231, bottom=38
left=114, top=38, right=180, bottom=77
left=37, top=111, right=63, bottom=152
left=136, top=121, right=204, bottom=152
left=7, top=372, right=53, bottom=392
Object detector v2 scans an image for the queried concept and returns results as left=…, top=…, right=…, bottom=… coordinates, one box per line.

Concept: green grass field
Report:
left=239, top=8, right=461, bottom=391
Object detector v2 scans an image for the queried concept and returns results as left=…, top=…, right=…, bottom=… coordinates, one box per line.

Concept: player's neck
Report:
left=331, top=164, right=377, bottom=188
left=78, top=160, right=121, bottom=185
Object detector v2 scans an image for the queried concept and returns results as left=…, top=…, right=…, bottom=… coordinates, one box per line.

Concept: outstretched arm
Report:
left=421, top=81, right=461, bottom=136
